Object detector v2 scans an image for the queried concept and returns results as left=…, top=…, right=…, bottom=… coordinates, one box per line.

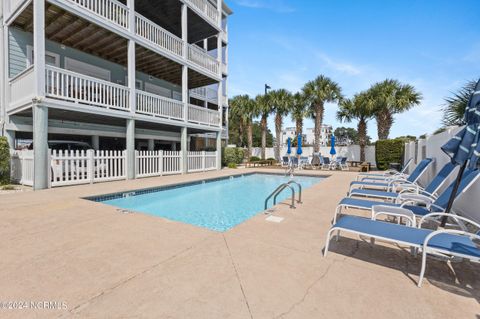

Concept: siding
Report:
left=8, top=28, right=181, bottom=98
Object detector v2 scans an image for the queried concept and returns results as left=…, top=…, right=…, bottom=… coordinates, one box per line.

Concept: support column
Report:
left=126, top=119, right=135, bottom=179
left=33, top=0, right=48, bottom=190
left=33, top=104, right=48, bottom=190
left=181, top=127, right=188, bottom=174
left=91, top=135, right=100, bottom=150
left=181, top=3, right=188, bottom=59
left=182, top=65, right=188, bottom=121
left=5, top=130, right=15, bottom=149
left=216, top=131, right=222, bottom=170
left=148, top=139, right=154, bottom=151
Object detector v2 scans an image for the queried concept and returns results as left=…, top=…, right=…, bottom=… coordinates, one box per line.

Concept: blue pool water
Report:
left=100, top=173, right=324, bottom=232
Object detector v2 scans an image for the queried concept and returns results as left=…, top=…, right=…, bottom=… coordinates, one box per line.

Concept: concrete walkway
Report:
left=0, top=168, right=478, bottom=318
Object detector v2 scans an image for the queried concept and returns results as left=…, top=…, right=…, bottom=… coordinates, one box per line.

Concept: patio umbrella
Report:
left=287, top=137, right=292, bottom=155
left=297, top=134, right=303, bottom=155
left=440, top=78, right=480, bottom=225
left=329, top=135, right=336, bottom=157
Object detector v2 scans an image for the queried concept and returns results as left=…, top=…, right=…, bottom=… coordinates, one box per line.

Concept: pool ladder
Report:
left=264, top=181, right=302, bottom=211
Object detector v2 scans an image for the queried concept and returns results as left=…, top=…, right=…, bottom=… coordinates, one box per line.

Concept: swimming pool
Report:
left=94, top=173, right=324, bottom=232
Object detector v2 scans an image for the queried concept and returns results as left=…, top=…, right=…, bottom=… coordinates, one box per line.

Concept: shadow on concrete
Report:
left=324, top=236, right=480, bottom=303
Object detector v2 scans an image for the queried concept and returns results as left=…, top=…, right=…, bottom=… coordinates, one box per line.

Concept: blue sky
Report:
left=225, top=0, right=480, bottom=140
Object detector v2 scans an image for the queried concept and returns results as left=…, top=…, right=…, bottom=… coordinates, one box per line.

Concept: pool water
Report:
left=101, top=173, right=324, bottom=232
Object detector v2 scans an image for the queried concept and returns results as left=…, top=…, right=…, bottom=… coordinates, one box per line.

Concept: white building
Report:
left=1, top=0, right=232, bottom=189
left=281, top=125, right=332, bottom=146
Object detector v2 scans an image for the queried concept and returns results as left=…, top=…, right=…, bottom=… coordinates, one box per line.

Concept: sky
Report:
left=225, top=0, right=480, bottom=140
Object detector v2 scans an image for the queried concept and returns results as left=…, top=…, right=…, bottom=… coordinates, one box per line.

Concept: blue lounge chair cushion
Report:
left=333, top=216, right=480, bottom=258
left=349, top=189, right=399, bottom=199
left=339, top=197, right=433, bottom=216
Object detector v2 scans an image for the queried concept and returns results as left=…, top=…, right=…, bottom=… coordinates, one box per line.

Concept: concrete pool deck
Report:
left=0, top=168, right=478, bottom=318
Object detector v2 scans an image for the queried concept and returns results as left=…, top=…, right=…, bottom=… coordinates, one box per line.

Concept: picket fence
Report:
left=11, top=149, right=218, bottom=187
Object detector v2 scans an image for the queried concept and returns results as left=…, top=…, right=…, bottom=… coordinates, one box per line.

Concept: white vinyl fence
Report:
left=251, top=145, right=376, bottom=166
left=10, top=149, right=219, bottom=188
left=50, top=150, right=126, bottom=187
left=402, top=125, right=480, bottom=223
left=187, top=151, right=217, bottom=172
left=136, top=150, right=182, bottom=177
left=10, top=150, right=34, bottom=186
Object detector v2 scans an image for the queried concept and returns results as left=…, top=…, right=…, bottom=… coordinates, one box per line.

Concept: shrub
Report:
left=375, top=138, right=405, bottom=170
left=0, top=137, right=10, bottom=185
left=222, top=147, right=244, bottom=166
left=227, top=162, right=237, bottom=169
left=249, top=156, right=261, bottom=162
left=267, top=157, right=276, bottom=161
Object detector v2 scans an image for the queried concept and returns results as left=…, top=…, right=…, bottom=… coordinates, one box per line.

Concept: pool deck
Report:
left=0, top=168, right=478, bottom=318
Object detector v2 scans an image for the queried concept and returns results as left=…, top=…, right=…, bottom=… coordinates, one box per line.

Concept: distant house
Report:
left=281, top=125, right=332, bottom=146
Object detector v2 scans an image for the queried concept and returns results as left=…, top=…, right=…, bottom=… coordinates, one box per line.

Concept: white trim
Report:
left=64, top=57, right=111, bottom=81
left=26, top=45, right=60, bottom=67
left=125, top=76, right=143, bottom=90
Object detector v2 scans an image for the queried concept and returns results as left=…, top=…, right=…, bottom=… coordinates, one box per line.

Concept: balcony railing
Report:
left=43, top=66, right=221, bottom=127
left=136, top=90, right=184, bottom=121
left=190, top=87, right=218, bottom=103
left=68, top=0, right=129, bottom=29
left=188, top=45, right=219, bottom=75
left=185, top=0, right=219, bottom=27
left=45, top=65, right=130, bottom=111
left=188, top=104, right=221, bottom=126
left=135, top=14, right=184, bottom=58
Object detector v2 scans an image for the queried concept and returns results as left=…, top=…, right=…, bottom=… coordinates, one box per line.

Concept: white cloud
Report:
left=316, top=53, right=362, bottom=76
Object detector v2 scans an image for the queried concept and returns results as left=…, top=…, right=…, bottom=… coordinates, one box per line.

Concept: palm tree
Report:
left=229, top=95, right=255, bottom=157
left=369, top=79, right=422, bottom=140
left=302, top=75, right=343, bottom=152
left=255, top=93, right=274, bottom=159
left=270, top=89, right=292, bottom=160
left=337, top=92, right=376, bottom=161
left=441, top=80, right=477, bottom=127
left=290, top=92, right=310, bottom=138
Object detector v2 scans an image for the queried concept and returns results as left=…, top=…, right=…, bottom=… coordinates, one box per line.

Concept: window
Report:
left=26, top=45, right=60, bottom=67
left=125, top=76, right=143, bottom=90
left=65, top=57, right=111, bottom=81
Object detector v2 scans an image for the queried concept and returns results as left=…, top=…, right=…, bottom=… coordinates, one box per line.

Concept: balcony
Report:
left=188, top=104, right=221, bottom=126
left=53, top=0, right=220, bottom=78
left=184, top=0, right=219, bottom=28
left=190, top=87, right=218, bottom=104
left=10, top=65, right=222, bottom=128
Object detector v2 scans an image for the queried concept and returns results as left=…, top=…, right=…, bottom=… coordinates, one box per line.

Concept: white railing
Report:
left=189, top=87, right=218, bottom=103
left=8, top=66, right=35, bottom=110
left=188, top=44, right=220, bottom=75
left=50, top=149, right=126, bottom=187
left=135, top=14, right=184, bottom=58
left=136, top=150, right=182, bottom=177
left=188, top=104, right=221, bottom=126
left=45, top=66, right=130, bottom=111
left=185, top=0, right=219, bottom=26
left=10, top=150, right=34, bottom=186
left=187, top=151, right=217, bottom=172
left=68, top=0, right=129, bottom=29
left=136, top=90, right=184, bottom=121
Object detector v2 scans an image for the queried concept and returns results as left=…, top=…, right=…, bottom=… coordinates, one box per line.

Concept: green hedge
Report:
left=222, top=147, right=244, bottom=166
left=249, top=156, right=261, bottom=162
left=375, top=138, right=405, bottom=170
left=0, top=137, right=10, bottom=185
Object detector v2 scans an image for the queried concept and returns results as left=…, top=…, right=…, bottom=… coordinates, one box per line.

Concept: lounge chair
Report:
left=299, top=156, right=312, bottom=170
left=349, top=162, right=456, bottom=201
left=281, top=156, right=290, bottom=168
left=321, top=157, right=332, bottom=170
left=339, top=157, right=349, bottom=171
left=356, top=157, right=413, bottom=180
left=348, top=158, right=433, bottom=193
left=335, top=169, right=480, bottom=223
left=324, top=212, right=480, bottom=287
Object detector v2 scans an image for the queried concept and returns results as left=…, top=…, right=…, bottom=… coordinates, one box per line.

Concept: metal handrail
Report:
left=287, top=180, right=302, bottom=204
left=264, top=183, right=296, bottom=211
